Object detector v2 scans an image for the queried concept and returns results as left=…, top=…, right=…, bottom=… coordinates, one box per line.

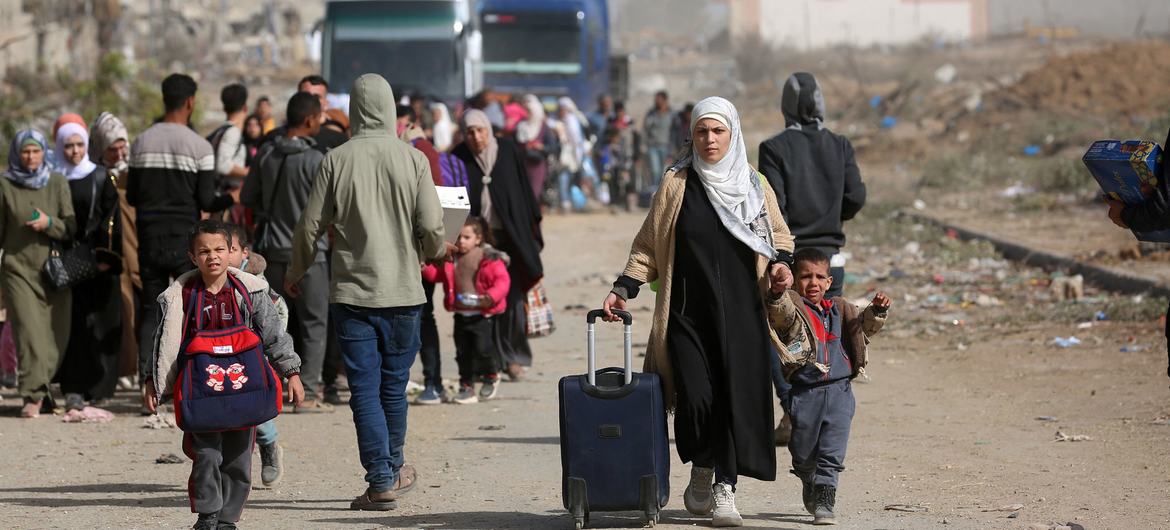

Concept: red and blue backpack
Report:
left=173, top=275, right=283, bottom=432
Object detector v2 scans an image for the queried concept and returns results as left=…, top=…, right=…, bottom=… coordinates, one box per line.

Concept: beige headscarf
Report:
left=89, top=112, right=129, bottom=173
left=461, top=109, right=499, bottom=226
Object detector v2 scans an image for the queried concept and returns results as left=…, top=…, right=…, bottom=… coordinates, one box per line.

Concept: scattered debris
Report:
left=478, top=425, right=506, bottom=431
left=983, top=503, right=1025, bottom=512
left=155, top=453, right=184, bottom=464
left=62, top=407, right=114, bottom=424
left=143, top=414, right=177, bottom=429
left=1053, top=430, right=1092, bottom=442
left=1050, top=337, right=1082, bottom=348
left=1035, top=416, right=1058, bottom=422
left=885, top=504, right=929, bottom=512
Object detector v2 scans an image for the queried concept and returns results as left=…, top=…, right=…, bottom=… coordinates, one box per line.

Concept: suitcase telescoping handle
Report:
left=585, top=309, right=633, bottom=386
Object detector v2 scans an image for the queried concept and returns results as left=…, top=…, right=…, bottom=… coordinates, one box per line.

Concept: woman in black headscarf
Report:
left=452, top=109, right=544, bottom=379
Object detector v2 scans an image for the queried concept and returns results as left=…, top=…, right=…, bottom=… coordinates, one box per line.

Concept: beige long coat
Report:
left=619, top=167, right=795, bottom=408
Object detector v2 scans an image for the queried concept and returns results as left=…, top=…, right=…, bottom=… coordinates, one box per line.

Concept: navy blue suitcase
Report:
left=559, top=309, right=669, bottom=529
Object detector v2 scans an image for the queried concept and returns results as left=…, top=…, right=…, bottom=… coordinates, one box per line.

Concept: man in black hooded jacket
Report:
left=758, top=72, right=866, bottom=299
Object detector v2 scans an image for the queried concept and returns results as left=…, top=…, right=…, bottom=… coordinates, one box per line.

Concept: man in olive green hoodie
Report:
left=286, top=73, right=446, bottom=510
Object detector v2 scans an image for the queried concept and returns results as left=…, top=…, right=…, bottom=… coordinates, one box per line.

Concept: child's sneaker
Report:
left=259, top=442, right=283, bottom=487
left=812, top=485, right=837, bottom=525
left=711, top=483, right=742, bottom=527
left=414, top=385, right=445, bottom=405
left=452, top=384, right=478, bottom=404
left=478, top=376, right=499, bottom=401
left=192, top=513, right=218, bottom=530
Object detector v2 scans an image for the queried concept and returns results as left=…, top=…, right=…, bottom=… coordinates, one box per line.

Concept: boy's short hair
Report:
left=221, top=83, right=248, bottom=114
left=188, top=219, right=231, bottom=252
left=225, top=223, right=250, bottom=249
left=286, top=91, right=322, bottom=127
left=298, top=74, right=328, bottom=90
left=396, top=105, right=415, bottom=122
left=793, top=247, right=831, bottom=273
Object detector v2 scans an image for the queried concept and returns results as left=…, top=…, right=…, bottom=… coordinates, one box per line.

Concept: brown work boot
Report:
left=350, top=465, right=418, bottom=511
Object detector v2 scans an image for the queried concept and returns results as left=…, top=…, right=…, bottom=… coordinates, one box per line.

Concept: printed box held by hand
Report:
left=1082, top=140, right=1170, bottom=243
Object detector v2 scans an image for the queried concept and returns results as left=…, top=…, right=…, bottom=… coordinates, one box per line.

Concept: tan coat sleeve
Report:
left=621, top=176, right=667, bottom=284
left=766, top=291, right=809, bottom=367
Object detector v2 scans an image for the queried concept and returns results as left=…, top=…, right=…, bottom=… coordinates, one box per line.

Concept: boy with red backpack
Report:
left=143, top=219, right=304, bottom=530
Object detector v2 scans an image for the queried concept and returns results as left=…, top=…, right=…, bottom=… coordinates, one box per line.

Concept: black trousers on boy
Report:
left=183, top=428, right=255, bottom=523
left=454, top=314, right=498, bottom=384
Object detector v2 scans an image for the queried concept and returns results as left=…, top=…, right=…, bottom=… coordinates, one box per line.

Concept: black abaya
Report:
left=56, top=167, right=122, bottom=400
left=668, top=170, right=776, bottom=481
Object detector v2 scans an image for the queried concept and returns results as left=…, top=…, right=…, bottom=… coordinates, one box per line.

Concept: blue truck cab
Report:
left=478, top=0, right=610, bottom=107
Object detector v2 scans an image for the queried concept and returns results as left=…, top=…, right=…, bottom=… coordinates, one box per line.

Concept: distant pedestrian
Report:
left=89, top=112, right=139, bottom=389
left=242, top=91, right=334, bottom=413
left=587, top=94, right=614, bottom=141
left=758, top=73, right=865, bottom=300
left=670, top=102, right=695, bottom=155
left=1, top=130, right=77, bottom=418
left=297, top=75, right=348, bottom=152
left=55, top=117, right=123, bottom=411
left=421, top=216, right=510, bottom=404
left=430, top=102, right=456, bottom=152
left=129, top=73, right=234, bottom=413
left=602, top=97, right=795, bottom=527
left=212, top=83, right=251, bottom=193
left=243, top=114, right=263, bottom=167
left=452, top=110, right=545, bottom=381
left=643, top=90, right=674, bottom=185
left=286, top=74, right=446, bottom=510
left=254, top=95, right=277, bottom=134
left=515, top=94, right=558, bottom=202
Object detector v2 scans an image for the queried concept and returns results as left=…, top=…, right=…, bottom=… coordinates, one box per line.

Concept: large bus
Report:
left=322, top=0, right=482, bottom=102
left=478, top=0, right=613, bottom=107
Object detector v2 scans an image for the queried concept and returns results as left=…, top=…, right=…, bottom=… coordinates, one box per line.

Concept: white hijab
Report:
left=673, top=96, right=775, bottom=259
left=54, top=122, right=98, bottom=181
left=431, top=102, right=455, bottom=152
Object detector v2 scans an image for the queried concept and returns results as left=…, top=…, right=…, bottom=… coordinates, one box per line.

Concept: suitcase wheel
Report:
left=574, top=517, right=584, bottom=530
left=644, top=510, right=659, bottom=527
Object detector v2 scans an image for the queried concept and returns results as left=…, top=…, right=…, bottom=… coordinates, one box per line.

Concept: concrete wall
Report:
left=750, top=0, right=976, bottom=50
left=986, top=0, right=1170, bottom=38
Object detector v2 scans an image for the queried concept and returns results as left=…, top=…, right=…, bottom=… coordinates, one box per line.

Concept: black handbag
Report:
left=43, top=240, right=101, bottom=290
left=42, top=172, right=120, bottom=290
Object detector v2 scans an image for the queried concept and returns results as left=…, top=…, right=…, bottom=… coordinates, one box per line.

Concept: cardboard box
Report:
left=434, top=186, right=471, bottom=243
left=1082, top=140, right=1170, bottom=243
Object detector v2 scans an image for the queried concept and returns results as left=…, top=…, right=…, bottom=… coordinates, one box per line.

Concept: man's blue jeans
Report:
left=331, top=303, right=422, bottom=492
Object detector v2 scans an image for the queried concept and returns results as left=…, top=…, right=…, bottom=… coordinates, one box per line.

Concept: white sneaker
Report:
left=711, top=483, right=742, bottom=527
left=683, top=466, right=714, bottom=515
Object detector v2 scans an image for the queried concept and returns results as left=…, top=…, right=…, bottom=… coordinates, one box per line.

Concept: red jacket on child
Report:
left=421, top=246, right=511, bottom=317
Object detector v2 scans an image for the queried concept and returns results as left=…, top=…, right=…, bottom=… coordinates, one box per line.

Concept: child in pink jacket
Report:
left=421, top=217, right=511, bottom=404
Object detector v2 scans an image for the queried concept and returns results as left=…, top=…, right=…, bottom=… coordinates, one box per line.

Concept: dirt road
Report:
left=1, top=211, right=1168, bottom=530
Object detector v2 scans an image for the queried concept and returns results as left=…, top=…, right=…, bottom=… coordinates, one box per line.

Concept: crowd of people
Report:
left=0, top=64, right=893, bottom=528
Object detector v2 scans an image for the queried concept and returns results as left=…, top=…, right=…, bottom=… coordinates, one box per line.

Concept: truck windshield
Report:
left=482, top=11, right=582, bottom=74
left=330, top=40, right=461, bottom=99
left=327, top=1, right=463, bottom=98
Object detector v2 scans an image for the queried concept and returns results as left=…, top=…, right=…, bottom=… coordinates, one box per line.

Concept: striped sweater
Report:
left=127, top=122, right=232, bottom=231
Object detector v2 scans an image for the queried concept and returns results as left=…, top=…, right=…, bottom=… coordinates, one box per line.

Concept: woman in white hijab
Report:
left=55, top=116, right=123, bottom=412
left=430, top=102, right=455, bottom=152
left=600, top=97, right=795, bottom=527
left=515, top=94, right=555, bottom=201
